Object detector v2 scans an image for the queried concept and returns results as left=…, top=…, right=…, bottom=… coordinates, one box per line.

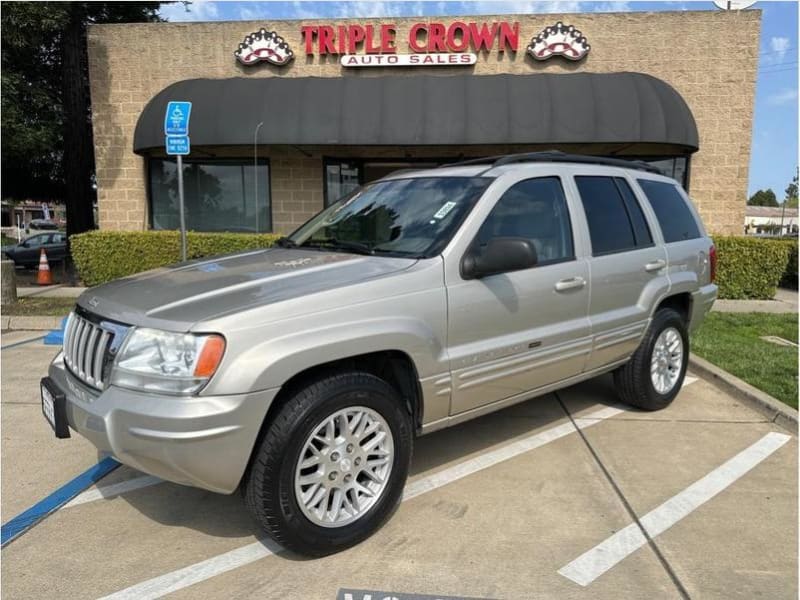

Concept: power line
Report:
left=759, top=68, right=798, bottom=76
left=761, top=61, right=799, bottom=71
left=760, top=47, right=795, bottom=56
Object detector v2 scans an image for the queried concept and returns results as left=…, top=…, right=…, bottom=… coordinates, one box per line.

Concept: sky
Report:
left=158, top=0, right=799, bottom=201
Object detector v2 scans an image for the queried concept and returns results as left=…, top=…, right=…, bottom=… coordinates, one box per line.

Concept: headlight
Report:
left=111, top=328, right=226, bottom=395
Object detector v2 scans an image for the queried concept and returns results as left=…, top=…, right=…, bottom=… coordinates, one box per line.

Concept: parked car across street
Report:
left=2, top=232, right=67, bottom=267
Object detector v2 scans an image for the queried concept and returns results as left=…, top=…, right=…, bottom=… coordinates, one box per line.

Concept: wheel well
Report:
left=656, top=292, right=692, bottom=324
left=239, top=350, right=423, bottom=490
left=269, top=349, right=422, bottom=431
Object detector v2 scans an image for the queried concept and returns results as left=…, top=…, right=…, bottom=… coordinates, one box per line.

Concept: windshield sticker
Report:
left=433, top=201, right=457, bottom=220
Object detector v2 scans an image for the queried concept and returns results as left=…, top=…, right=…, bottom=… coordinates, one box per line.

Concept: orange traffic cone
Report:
left=37, top=248, right=53, bottom=286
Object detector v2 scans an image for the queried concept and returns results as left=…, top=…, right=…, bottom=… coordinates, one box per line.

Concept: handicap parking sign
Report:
left=164, top=101, right=192, bottom=136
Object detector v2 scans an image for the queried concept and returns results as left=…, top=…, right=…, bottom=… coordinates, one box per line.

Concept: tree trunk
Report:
left=61, top=3, right=95, bottom=239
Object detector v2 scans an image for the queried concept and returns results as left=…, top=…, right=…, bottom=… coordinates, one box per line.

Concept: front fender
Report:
left=204, top=316, right=445, bottom=396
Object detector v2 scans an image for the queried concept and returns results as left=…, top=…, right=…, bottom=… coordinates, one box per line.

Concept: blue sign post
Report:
left=164, top=101, right=192, bottom=261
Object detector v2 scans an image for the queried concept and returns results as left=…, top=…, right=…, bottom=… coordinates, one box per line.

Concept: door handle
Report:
left=554, top=276, right=586, bottom=292
left=645, top=259, right=666, bottom=273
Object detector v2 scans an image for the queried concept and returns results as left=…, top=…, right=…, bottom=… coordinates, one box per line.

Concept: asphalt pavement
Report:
left=1, top=335, right=796, bottom=600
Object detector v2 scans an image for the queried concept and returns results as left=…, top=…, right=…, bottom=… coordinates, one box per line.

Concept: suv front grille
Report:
left=63, top=311, right=125, bottom=390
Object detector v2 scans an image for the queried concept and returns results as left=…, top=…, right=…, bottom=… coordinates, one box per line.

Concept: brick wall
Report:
left=87, top=10, right=760, bottom=234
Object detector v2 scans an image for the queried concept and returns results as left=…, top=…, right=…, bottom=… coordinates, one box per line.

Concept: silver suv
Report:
left=42, top=152, right=717, bottom=555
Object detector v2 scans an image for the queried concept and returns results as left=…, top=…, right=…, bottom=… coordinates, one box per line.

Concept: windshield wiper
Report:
left=275, top=237, right=297, bottom=248
left=299, top=238, right=374, bottom=255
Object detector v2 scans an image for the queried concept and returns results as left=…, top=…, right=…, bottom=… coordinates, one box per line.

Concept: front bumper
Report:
left=689, top=283, right=718, bottom=332
left=48, top=352, right=279, bottom=494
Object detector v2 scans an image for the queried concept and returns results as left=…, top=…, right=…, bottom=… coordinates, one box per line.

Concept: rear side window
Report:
left=575, top=176, right=651, bottom=256
left=637, top=179, right=701, bottom=243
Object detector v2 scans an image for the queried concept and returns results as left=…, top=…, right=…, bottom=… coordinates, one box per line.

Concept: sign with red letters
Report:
left=234, top=20, right=590, bottom=68
left=302, top=20, right=519, bottom=68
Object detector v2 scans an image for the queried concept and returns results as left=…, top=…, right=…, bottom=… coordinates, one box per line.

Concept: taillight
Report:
left=709, top=244, right=717, bottom=283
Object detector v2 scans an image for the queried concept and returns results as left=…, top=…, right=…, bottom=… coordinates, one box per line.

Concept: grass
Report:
left=2, top=297, right=76, bottom=316
left=691, top=312, right=798, bottom=409
left=1, top=234, right=18, bottom=246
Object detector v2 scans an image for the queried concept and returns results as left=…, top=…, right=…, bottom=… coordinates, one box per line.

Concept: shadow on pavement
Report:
left=112, top=376, right=622, bottom=542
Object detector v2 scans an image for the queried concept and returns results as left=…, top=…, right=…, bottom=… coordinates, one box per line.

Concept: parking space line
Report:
left=1, top=457, right=121, bottom=547
left=557, top=431, right=792, bottom=587
left=64, top=475, right=164, bottom=508
left=1, top=335, right=45, bottom=350
left=684, top=375, right=698, bottom=386
left=100, top=403, right=625, bottom=600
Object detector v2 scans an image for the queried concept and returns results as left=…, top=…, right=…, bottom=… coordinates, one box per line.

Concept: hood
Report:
left=78, top=248, right=417, bottom=330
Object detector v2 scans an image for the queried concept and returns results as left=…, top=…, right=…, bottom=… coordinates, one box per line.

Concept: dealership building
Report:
left=87, top=9, right=760, bottom=236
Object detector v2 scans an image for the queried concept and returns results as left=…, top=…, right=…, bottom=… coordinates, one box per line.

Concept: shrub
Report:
left=712, top=236, right=792, bottom=299
left=762, top=237, right=798, bottom=289
left=71, top=230, right=282, bottom=286
left=783, top=240, right=798, bottom=289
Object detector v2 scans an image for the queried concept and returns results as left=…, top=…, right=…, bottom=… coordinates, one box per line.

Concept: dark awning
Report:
left=133, top=72, right=698, bottom=154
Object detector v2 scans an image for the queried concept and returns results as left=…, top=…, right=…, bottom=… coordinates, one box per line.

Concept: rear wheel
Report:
left=613, top=308, right=688, bottom=411
left=243, top=371, right=412, bottom=556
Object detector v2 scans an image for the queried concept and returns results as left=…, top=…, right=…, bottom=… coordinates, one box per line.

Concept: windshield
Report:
left=288, top=176, right=492, bottom=258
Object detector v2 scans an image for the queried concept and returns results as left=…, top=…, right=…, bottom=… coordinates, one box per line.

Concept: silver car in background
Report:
left=42, top=152, right=717, bottom=556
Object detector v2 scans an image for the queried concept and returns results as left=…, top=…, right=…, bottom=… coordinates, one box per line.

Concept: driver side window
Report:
left=476, top=177, right=574, bottom=266
left=25, top=235, right=48, bottom=248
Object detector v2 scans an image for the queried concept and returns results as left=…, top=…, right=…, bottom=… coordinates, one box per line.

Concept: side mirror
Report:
left=461, top=237, right=538, bottom=280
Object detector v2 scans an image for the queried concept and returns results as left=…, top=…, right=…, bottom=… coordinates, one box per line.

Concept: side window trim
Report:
left=466, top=175, right=576, bottom=270
left=613, top=177, right=654, bottom=249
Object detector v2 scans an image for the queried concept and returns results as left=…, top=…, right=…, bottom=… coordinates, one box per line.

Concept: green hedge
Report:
left=71, top=230, right=799, bottom=297
left=713, top=236, right=792, bottom=299
left=784, top=242, right=798, bottom=289
left=71, top=230, right=282, bottom=286
left=763, top=237, right=798, bottom=289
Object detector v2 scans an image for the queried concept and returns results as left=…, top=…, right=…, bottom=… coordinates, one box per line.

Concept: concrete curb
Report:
left=3, top=316, right=65, bottom=331
left=689, top=353, right=798, bottom=432
left=17, top=286, right=86, bottom=299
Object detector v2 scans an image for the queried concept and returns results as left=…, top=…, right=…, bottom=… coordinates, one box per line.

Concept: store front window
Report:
left=323, top=158, right=450, bottom=206
left=324, top=160, right=361, bottom=207
left=636, top=157, right=689, bottom=189
left=148, top=158, right=271, bottom=232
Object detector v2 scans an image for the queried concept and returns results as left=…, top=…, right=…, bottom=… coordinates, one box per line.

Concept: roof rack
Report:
left=442, top=151, right=663, bottom=175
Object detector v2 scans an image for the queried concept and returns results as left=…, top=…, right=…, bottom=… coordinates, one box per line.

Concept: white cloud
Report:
left=288, top=1, right=323, bottom=19
left=468, top=1, right=630, bottom=15
left=159, top=1, right=220, bottom=22
left=771, top=36, right=791, bottom=56
left=763, top=35, right=792, bottom=64
left=767, top=88, right=799, bottom=107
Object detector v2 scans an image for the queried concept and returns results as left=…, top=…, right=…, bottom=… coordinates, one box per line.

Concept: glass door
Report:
left=324, top=160, right=362, bottom=207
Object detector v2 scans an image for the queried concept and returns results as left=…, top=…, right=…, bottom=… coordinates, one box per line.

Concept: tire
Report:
left=613, top=308, right=689, bottom=411
left=243, top=371, right=413, bottom=556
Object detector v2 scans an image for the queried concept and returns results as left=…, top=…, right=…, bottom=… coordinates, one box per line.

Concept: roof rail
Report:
left=442, top=151, right=664, bottom=175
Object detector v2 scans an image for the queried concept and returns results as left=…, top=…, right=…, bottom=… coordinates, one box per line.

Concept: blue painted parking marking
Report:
left=0, top=457, right=121, bottom=547
left=43, top=316, right=69, bottom=345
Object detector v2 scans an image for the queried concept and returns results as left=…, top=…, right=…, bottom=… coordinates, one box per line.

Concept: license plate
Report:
left=41, top=378, right=70, bottom=439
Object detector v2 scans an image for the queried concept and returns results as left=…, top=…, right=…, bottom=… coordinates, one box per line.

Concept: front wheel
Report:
left=613, top=307, right=689, bottom=411
left=243, top=371, right=413, bottom=556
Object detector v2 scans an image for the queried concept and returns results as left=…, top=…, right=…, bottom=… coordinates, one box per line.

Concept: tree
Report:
left=784, top=171, right=798, bottom=208
left=1, top=2, right=165, bottom=238
left=747, top=188, right=778, bottom=207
